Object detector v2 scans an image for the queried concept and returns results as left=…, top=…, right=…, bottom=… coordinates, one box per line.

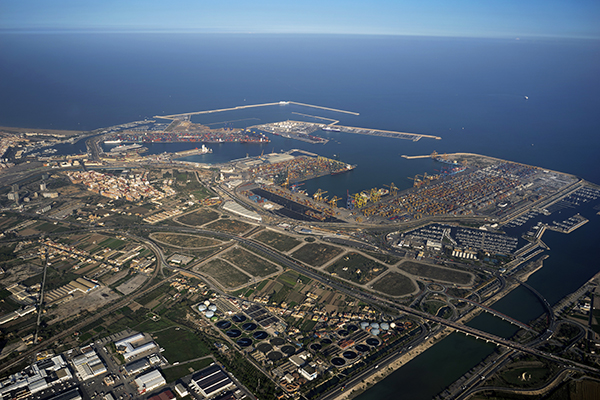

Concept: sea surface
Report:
left=1, top=33, right=599, bottom=399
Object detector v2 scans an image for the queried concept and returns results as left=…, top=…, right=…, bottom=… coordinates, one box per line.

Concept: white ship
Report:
left=104, top=140, right=122, bottom=144
left=110, top=143, right=143, bottom=153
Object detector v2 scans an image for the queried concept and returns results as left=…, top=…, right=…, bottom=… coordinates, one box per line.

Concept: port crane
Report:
left=313, top=189, right=328, bottom=202
left=383, top=183, right=398, bottom=197
left=328, top=196, right=342, bottom=208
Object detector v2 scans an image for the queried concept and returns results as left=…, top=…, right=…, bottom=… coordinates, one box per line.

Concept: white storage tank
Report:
left=198, top=304, right=207, bottom=312
left=380, top=322, right=390, bottom=330
left=360, top=322, right=370, bottom=329
left=208, top=304, right=217, bottom=312
left=205, top=311, right=214, bottom=318
left=371, top=329, right=380, bottom=336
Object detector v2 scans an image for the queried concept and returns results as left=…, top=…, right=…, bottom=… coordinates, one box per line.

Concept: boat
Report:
left=322, top=126, right=341, bottom=132
left=104, top=140, right=122, bottom=144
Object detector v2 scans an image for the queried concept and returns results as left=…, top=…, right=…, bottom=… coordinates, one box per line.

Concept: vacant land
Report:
left=363, top=250, right=403, bottom=265
left=371, top=272, right=416, bottom=296
left=176, top=208, right=219, bottom=226
left=398, top=261, right=472, bottom=285
left=253, top=230, right=302, bottom=252
left=291, top=243, right=344, bottom=267
left=161, top=358, right=214, bottom=383
left=326, top=253, right=387, bottom=284
left=220, top=247, right=279, bottom=277
left=195, top=259, right=250, bottom=288
left=205, top=218, right=252, bottom=235
left=150, top=232, right=221, bottom=248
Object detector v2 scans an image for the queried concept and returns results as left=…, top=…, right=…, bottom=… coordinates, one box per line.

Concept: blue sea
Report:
left=1, top=33, right=600, bottom=399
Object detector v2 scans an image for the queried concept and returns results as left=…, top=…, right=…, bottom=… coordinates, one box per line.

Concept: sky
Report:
left=1, top=0, right=599, bottom=39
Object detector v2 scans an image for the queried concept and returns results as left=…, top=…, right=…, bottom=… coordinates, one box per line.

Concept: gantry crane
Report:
left=370, top=188, right=381, bottom=203
left=313, top=189, right=328, bottom=202
left=384, top=182, right=398, bottom=197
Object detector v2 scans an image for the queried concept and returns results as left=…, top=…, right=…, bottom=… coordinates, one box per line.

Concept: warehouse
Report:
left=189, top=365, right=235, bottom=398
left=134, top=370, right=166, bottom=395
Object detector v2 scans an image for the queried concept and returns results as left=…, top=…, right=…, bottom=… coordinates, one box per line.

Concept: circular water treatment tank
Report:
left=267, top=351, right=283, bottom=361
left=366, top=338, right=380, bottom=346
left=337, top=329, right=349, bottom=337
left=370, top=322, right=380, bottom=329
left=310, top=343, right=322, bottom=351
left=390, top=322, right=397, bottom=329
left=237, top=338, right=252, bottom=347
left=360, top=322, right=370, bottom=329
left=216, top=320, right=231, bottom=329
left=281, top=345, right=296, bottom=356
left=232, top=314, right=247, bottom=323
left=256, top=343, right=273, bottom=353
left=253, top=331, right=268, bottom=340
left=198, top=304, right=207, bottom=312
left=321, top=338, right=332, bottom=345
left=331, top=357, right=346, bottom=366
left=355, top=344, right=370, bottom=353
left=270, top=337, right=285, bottom=346
left=208, top=304, right=217, bottom=312
left=380, top=322, right=390, bottom=331
left=343, top=351, right=358, bottom=360
left=226, top=329, right=242, bottom=338
left=205, top=311, right=214, bottom=318
left=371, top=329, right=380, bottom=336
left=242, top=322, right=257, bottom=331
left=346, top=324, right=358, bottom=332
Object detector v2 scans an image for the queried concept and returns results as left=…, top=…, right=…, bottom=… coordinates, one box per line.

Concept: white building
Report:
left=134, top=370, right=166, bottom=395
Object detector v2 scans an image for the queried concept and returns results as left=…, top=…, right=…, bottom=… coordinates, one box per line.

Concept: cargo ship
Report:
left=331, top=164, right=356, bottom=175
left=322, top=126, right=341, bottom=132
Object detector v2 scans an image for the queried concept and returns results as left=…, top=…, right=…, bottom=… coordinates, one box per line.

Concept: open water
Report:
left=1, top=33, right=599, bottom=399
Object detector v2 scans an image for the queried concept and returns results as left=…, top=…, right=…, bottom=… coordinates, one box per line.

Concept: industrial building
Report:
left=114, top=332, right=158, bottom=361
left=134, top=370, right=166, bottom=395
left=71, top=346, right=107, bottom=381
left=0, top=355, right=72, bottom=399
left=189, top=365, right=235, bottom=398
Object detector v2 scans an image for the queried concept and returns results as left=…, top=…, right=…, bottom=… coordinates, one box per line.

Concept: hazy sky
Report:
left=1, top=0, right=599, bottom=39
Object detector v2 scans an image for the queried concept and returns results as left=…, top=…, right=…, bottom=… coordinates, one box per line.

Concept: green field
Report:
left=176, top=208, right=219, bottom=226
left=161, top=358, right=214, bottom=383
left=398, top=261, right=472, bottom=285
left=205, top=218, right=253, bottom=235
left=371, top=272, right=416, bottom=296
left=291, top=243, right=344, bottom=267
left=220, top=247, right=279, bottom=277
left=326, top=253, right=387, bottom=284
left=151, top=232, right=221, bottom=248
left=97, top=237, right=127, bottom=250
left=154, top=327, right=211, bottom=363
left=195, top=258, right=251, bottom=288
left=253, top=230, right=302, bottom=252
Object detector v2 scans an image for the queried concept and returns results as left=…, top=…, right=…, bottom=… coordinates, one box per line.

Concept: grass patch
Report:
left=195, top=259, right=251, bottom=288
left=398, top=261, right=472, bottom=285
left=154, top=327, right=211, bottom=363
left=371, top=272, right=416, bottom=296
left=161, top=358, right=214, bottom=383
left=176, top=209, right=219, bottom=226
left=205, top=219, right=253, bottom=235
left=326, top=252, right=387, bottom=284
left=277, top=271, right=299, bottom=287
left=220, top=247, right=279, bottom=277
left=97, top=237, right=127, bottom=250
left=291, top=243, right=344, bottom=267
left=151, top=232, right=221, bottom=248
left=253, top=230, right=302, bottom=252
left=301, top=319, right=317, bottom=332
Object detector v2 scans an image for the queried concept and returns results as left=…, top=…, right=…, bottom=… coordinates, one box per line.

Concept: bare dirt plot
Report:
left=371, top=272, right=417, bottom=296
left=398, top=261, right=473, bottom=285
left=291, top=243, right=344, bottom=267
left=150, top=232, right=221, bottom=248
left=175, top=208, right=219, bottom=226
left=326, top=253, right=387, bottom=284
left=220, top=247, right=279, bottom=277
left=252, top=230, right=302, bottom=252
left=46, top=286, right=121, bottom=324
left=195, top=259, right=251, bottom=288
left=116, top=274, right=148, bottom=295
left=204, top=219, right=253, bottom=235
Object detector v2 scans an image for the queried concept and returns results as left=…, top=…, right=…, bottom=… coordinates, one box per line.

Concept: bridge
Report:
left=458, top=298, right=536, bottom=332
